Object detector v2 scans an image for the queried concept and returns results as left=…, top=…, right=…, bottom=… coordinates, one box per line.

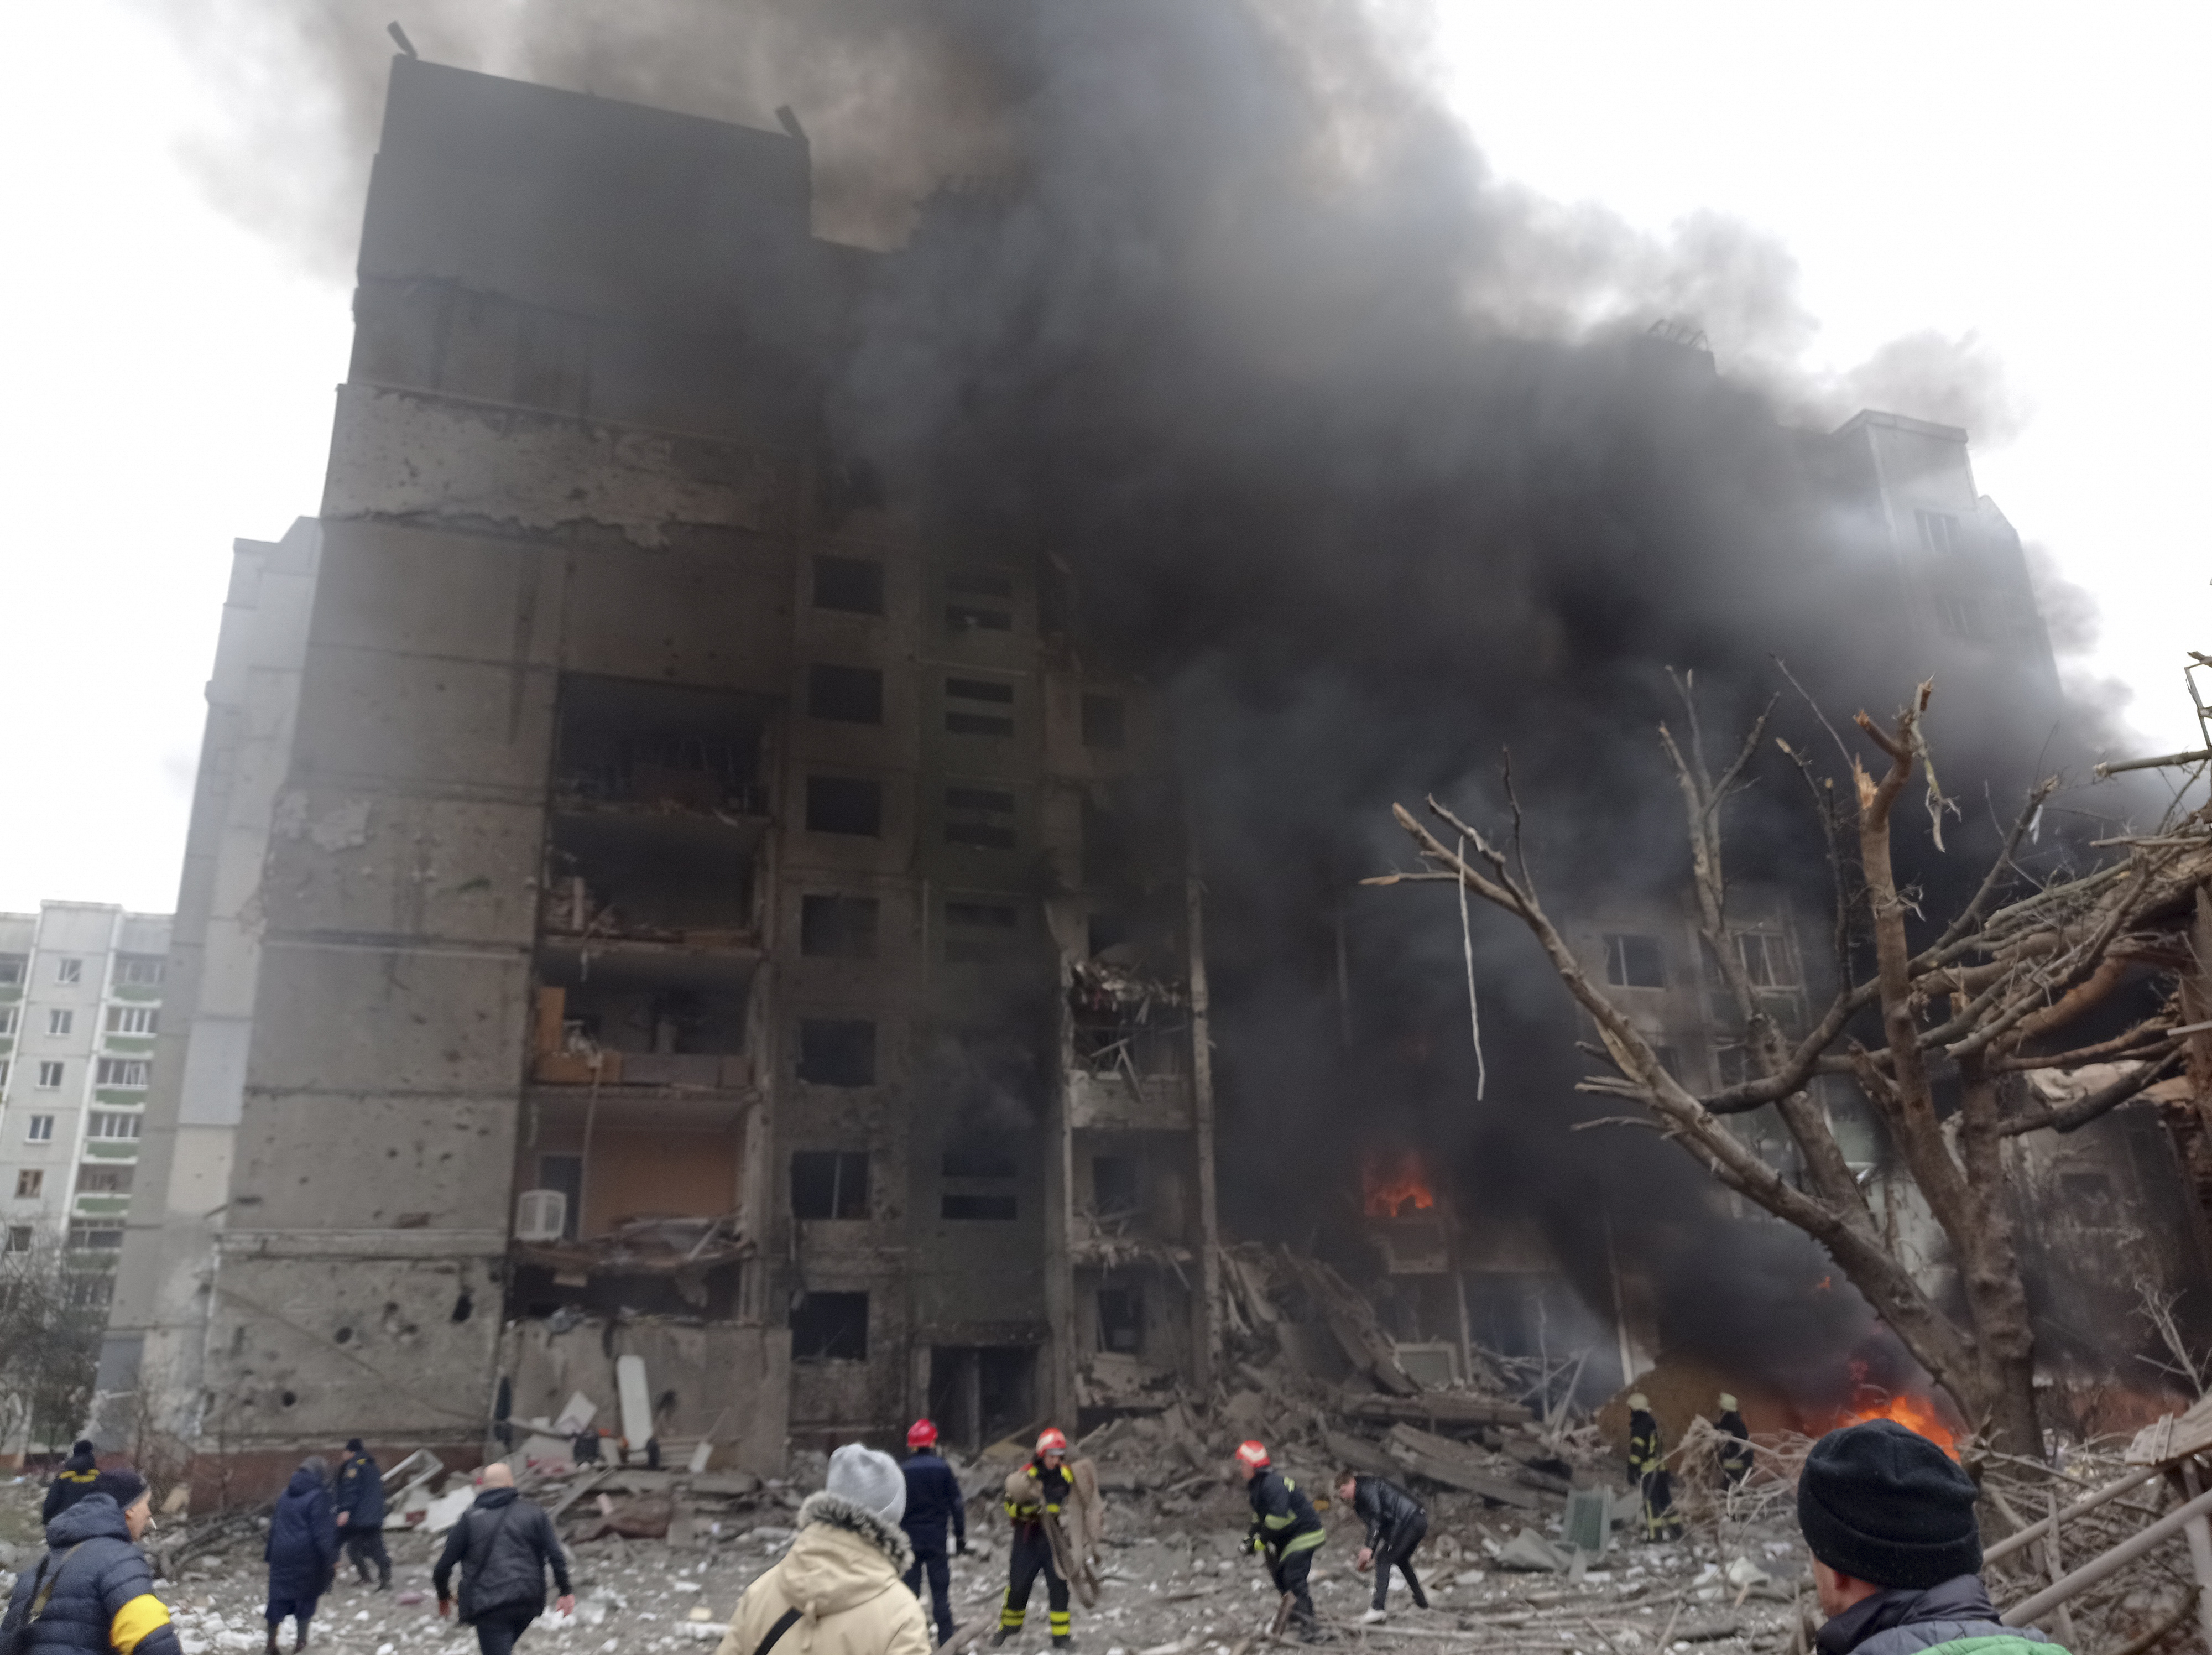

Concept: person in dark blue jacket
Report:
left=899, top=1419, right=967, bottom=1647
left=42, top=1441, right=102, bottom=1526
left=333, top=1441, right=390, bottom=1590
left=264, top=1459, right=339, bottom=1654
left=3, top=1468, right=181, bottom=1655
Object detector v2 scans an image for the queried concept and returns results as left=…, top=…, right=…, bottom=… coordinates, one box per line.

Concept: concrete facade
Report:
left=99, top=58, right=1218, bottom=1487
left=0, top=902, right=172, bottom=1276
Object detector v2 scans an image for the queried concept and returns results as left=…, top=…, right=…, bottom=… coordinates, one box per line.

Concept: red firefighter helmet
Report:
left=1035, top=1428, right=1070, bottom=1456
left=1236, top=1440, right=1270, bottom=1471
left=907, top=1419, right=939, bottom=1450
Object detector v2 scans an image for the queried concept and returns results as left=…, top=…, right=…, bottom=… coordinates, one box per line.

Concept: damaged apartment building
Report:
left=96, top=56, right=1220, bottom=1488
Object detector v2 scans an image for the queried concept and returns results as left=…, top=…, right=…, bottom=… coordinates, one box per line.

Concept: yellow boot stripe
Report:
left=113, top=1595, right=174, bottom=1655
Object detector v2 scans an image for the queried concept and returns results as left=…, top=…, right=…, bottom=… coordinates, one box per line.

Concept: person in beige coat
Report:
left=718, top=1446, right=931, bottom=1655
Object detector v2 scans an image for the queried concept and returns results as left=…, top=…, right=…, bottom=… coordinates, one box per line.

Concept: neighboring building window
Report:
left=76, top=1165, right=133, bottom=1194
left=1915, top=509, right=1959, bottom=554
left=812, top=555, right=885, bottom=616
left=944, top=786, right=1017, bottom=851
left=65, top=1275, right=114, bottom=1310
left=14, top=1170, right=43, bottom=1199
left=0, top=956, right=24, bottom=985
left=55, top=960, right=82, bottom=985
left=805, top=776, right=883, bottom=837
left=790, top=1151, right=870, bottom=1221
left=807, top=664, right=885, bottom=725
left=66, top=1225, right=123, bottom=1251
left=1093, top=1155, right=1141, bottom=1219
left=799, top=895, right=880, bottom=960
left=96, top=1059, right=150, bottom=1089
left=789, top=1291, right=869, bottom=1361
left=1602, top=934, right=1665, bottom=989
left=943, top=901, right=1018, bottom=964
left=945, top=677, right=1015, bottom=737
left=796, top=1019, right=876, bottom=1087
left=87, top=1112, right=142, bottom=1140
left=114, top=956, right=165, bottom=987
left=1932, top=593, right=1980, bottom=639
left=105, top=1006, right=159, bottom=1035
left=1082, top=694, right=1127, bottom=750
left=1736, top=932, right=1796, bottom=989
left=1097, top=1286, right=1144, bottom=1354
left=35, top=1062, right=64, bottom=1090
left=0, top=1007, right=16, bottom=1035
left=26, top=1116, right=54, bottom=1143
left=3, top=1226, right=30, bottom=1251
left=944, top=569, right=1014, bottom=632
left=46, top=1010, right=73, bottom=1037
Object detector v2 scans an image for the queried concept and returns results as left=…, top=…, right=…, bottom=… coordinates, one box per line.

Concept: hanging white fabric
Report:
left=1458, top=835, right=1487, bottom=1100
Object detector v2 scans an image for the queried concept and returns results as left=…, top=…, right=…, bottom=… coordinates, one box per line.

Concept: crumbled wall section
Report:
left=324, top=386, right=785, bottom=546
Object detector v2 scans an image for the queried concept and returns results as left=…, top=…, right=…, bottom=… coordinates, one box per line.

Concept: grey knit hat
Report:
left=826, top=1443, right=907, bottom=1526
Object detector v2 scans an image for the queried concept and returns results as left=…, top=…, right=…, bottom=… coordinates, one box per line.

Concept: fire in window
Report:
left=790, top=1291, right=869, bottom=1361
left=791, top=1151, right=870, bottom=1221
left=1097, top=1286, right=1144, bottom=1354
left=1602, top=933, right=1665, bottom=989
left=797, top=1019, right=877, bottom=1087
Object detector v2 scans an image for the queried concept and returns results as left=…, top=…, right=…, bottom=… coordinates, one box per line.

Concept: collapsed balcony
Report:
left=1065, top=949, right=1194, bottom=1130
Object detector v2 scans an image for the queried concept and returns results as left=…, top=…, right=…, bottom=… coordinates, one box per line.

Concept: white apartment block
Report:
left=0, top=903, right=171, bottom=1287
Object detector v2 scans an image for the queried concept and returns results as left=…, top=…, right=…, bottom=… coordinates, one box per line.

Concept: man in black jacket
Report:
left=1237, top=1443, right=1324, bottom=1644
left=1798, top=1421, right=2054, bottom=1655
left=42, top=1441, right=100, bottom=1524
left=4, top=1468, right=182, bottom=1655
left=333, top=1441, right=390, bottom=1590
left=1335, top=1473, right=1429, bottom=1622
left=434, top=1464, right=574, bottom=1655
left=900, top=1420, right=966, bottom=1647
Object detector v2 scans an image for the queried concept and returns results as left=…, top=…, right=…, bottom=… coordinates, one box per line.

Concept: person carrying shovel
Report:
left=1235, top=1442, right=1326, bottom=1644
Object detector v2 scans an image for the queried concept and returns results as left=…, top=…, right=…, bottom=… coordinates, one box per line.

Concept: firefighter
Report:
left=1236, top=1441, right=1325, bottom=1642
left=995, top=1428, right=1075, bottom=1649
left=1714, top=1394, right=1753, bottom=1489
left=1626, top=1394, right=1682, bottom=1542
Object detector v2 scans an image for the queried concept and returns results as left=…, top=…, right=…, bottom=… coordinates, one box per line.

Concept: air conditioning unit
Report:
left=515, top=1189, right=567, bottom=1243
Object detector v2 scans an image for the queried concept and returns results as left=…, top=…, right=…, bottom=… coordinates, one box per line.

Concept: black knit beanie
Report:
left=346, top=1439, right=364, bottom=1453
left=1798, top=1420, right=1981, bottom=1589
left=92, top=1469, right=148, bottom=1510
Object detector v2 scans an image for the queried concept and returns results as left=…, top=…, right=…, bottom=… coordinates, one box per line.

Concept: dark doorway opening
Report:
left=928, top=1346, right=1036, bottom=1454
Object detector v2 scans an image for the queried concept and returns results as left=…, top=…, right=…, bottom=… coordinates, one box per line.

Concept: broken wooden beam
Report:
left=1337, top=1392, right=1533, bottom=1428
left=1381, top=1422, right=1545, bottom=1510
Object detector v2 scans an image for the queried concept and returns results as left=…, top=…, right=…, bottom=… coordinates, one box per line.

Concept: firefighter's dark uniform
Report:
left=1628, top=1407, right=1681, bottom=1541
left=1715, top=1408, right=1752, bottom=1489
left=1245, top=1467, right=1326, bottom=1640
left=998, top=1459, right=1072, bottom=1647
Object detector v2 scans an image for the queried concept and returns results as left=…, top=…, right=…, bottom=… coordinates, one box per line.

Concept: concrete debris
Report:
left=1493, top=1527, right=1573, bottom=1573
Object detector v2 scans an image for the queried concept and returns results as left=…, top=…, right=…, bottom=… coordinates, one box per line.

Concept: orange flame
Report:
left=1832, top=1362, right=1961, bottom=1458
left=1363, top=1152, right=1436, bottom=1219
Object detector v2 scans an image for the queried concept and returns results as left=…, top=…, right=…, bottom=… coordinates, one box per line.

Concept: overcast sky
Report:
left=2, top=1, right=2204, bottom=916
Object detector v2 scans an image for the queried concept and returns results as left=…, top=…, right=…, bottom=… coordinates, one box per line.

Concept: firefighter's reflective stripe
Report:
left=1048, top=1610, right=1071, bottom=1640
left=112, top=1595, right=175, bottom=1655
left=1000, top=1597, right=1026, bottom=1631
left=1274, top=1528, right=1325, bottom=1557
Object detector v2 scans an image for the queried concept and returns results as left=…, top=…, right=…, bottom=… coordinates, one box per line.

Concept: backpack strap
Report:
left=752, top=1608, right=803, bottom=1655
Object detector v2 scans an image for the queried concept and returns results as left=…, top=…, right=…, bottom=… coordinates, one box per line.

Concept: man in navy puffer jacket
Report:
left=264, top=1459, right=340, bottom=1654
left=2, top=1469, right=180, bottom=1655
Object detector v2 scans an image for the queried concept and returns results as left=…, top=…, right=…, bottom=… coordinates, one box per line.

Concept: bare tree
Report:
left=1378, top=674, right=2212, bottom=1458
left=0, top=1225, right=109, bottom=1454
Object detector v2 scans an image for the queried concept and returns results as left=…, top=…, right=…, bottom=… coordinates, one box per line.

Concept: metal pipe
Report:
left=2001, top=1485, right=2212, bottom=1628
left=1983, top=1464, right=2163, bottom=1564
left=2094, top=746, right=2212, bottom=778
